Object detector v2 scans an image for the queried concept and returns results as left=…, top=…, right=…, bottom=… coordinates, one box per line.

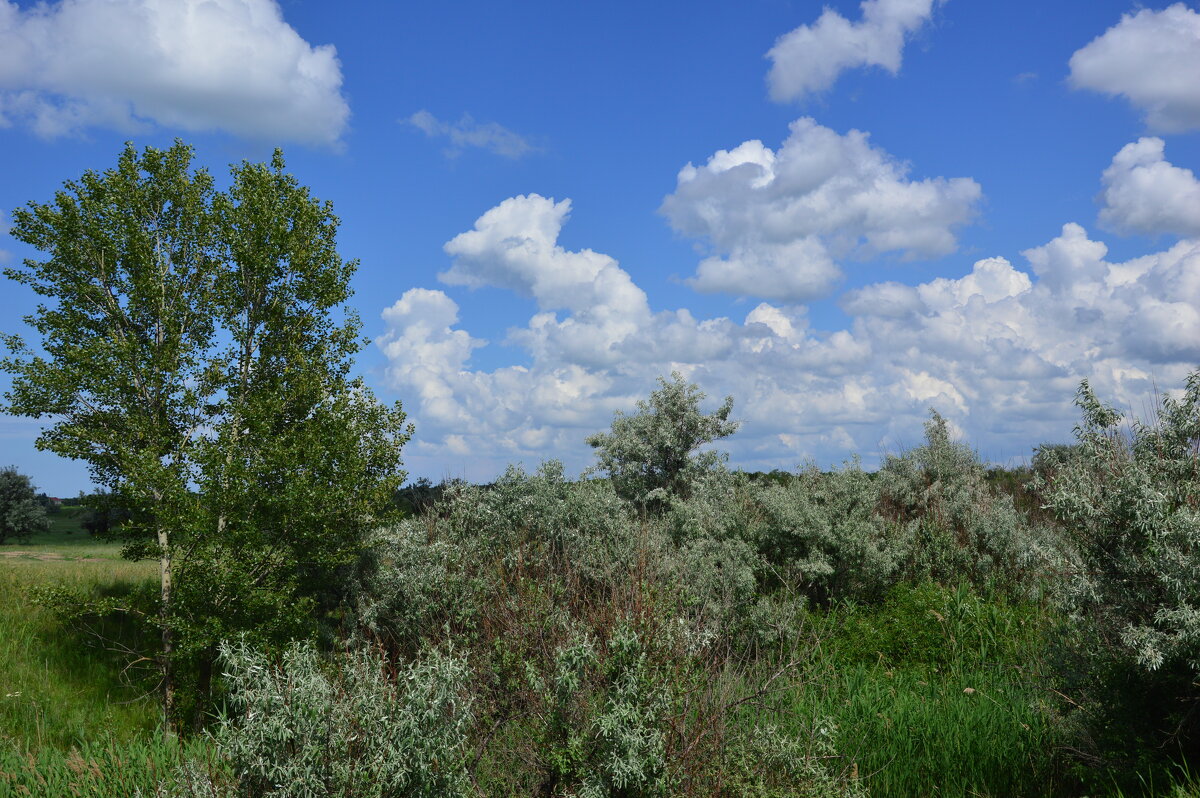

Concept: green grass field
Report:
left=6, top=508, right=130, bottom=561
left=0, top=513, right=160, bottom=750
left=0, top=517, right=233, bottom=796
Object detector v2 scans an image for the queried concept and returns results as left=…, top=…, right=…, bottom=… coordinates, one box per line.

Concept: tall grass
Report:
left=1112, top=761, right=1200, bottom=798
left=792, top=661, right=1062, bottom=796
left=0, top=732, right=227, bottom=798
left=0, top=528, right=232, bottom=796
left=774, top=583, right=1069, bottom=796
left=0, top=532, right=159, bottom=750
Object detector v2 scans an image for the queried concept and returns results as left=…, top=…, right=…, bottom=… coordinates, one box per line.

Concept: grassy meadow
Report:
left=0, top=513, right=226, bottom=797
left=0, top=513, right=160, bottom=747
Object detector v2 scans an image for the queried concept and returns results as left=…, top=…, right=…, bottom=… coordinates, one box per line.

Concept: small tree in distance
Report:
left=0, top=466, right=50, bottom=544
left=586, top=372, right=738, bottom=511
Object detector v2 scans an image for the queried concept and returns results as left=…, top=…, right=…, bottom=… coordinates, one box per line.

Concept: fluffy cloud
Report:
left=441, top=196, right=647, bottom=316
left=439, top=195, right=658, bottom=367
left=1098, top=138, right=1200, bottom=237
left=1069, top=4, right=1200, bottom=133
left=766, top=0, right=937, bottom=102
left=378, top=196, right=744, bottom=462
left=407, top=110, right=535, bottom=159
left=0, top=0, right=348, bottom=144
left=659, top=118, right=981, bottom=302
left=380, top=194, right=1200, bottom=479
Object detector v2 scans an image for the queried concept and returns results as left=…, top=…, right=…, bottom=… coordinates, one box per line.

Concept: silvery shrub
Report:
left=1039, top=374, right=1200, bottom=672
left=207, top=639, right=474, bottom=798
left=877, top=410, right=1072, bottom=597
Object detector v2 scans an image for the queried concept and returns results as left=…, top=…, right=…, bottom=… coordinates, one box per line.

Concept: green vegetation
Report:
left=1, top=564, right=154, bottom=750
left=4, top=142, right=1200, bottom=795
left=0, top=526, right=234, bottom=796
left=802, top=583, right=1067, bottom=796
left=1037, top=374, right=1200, bottom=785
left=0, top=527, right=167, bottom=793
left=0, top=732, right=227, bottom=798
left=2, top=141, right=412, bottom=726
left=6, top=365, right=1199, bottom=797
left=0, top=525, right=156, bottom=745
left=586, top=371, right=738, bottom=510
left=0, top=466, right=49, bottom=544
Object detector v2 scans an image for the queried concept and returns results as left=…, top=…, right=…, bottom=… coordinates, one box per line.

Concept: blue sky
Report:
left=2, top=0, right=1199, bottom=495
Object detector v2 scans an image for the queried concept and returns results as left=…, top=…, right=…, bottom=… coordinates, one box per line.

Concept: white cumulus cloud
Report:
left=0, top=0, right=348, bottom=144
left=380, top=193, right=1200, bottom=480
left=1098, top=138, right=1200, bottom=237
left=659, top=118, right=981, bottom=302
left=1069, top=3, right=1200, bottom=133
left=767, top=0, right=937, bottom=102
left=407, top=110, right=535, bottom=159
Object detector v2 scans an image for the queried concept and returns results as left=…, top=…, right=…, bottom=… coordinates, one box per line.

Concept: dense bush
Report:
left=340, top=377, right=1092, bottom=793
left=163, top=640, right=474, bottom=798
left=877, top=411, right=1074, bottom=597
left=746, top=461, right=900, bottom=603
left=587, top=372, right=738, bottom=512
left=352, top=454, right=865, bottom=795
left=1038, top=373, right=1200, bottom=778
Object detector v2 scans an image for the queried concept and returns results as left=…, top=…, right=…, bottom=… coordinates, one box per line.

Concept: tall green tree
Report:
left=0, top=466, right=50, bottom=544
left=1, top=142, right=412, bottom=725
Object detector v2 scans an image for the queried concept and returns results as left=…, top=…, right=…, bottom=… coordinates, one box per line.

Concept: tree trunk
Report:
left=192, top=644, right=217, bottom=733
left=157, top=523, right=175, bottom=731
